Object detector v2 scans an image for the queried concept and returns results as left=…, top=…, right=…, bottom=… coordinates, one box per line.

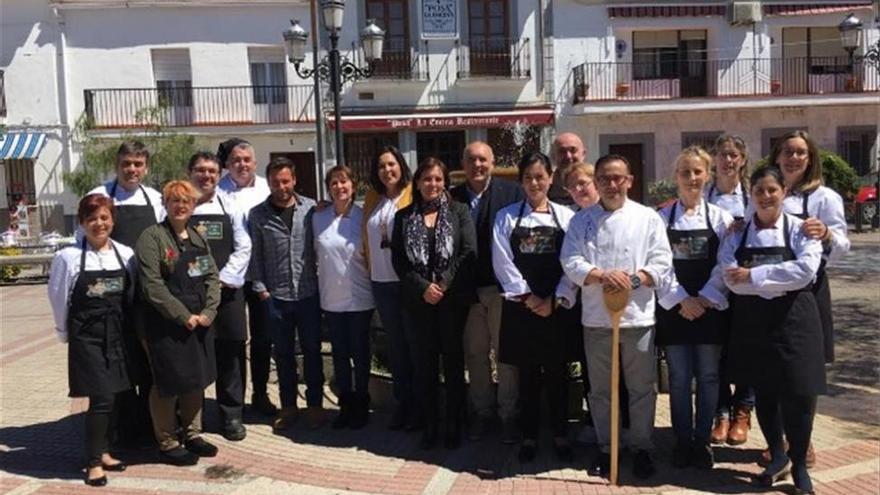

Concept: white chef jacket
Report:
left=191, top=192, right=252, bottom=288
left=365, top=196, right=401, bottom=282
left=782, top=186, right=850, bottom=263
left=656, top=199, right=733, bottom=311
left=88, top=180, right=165, bottom=222
left=718, top=212, right=822, bottom=300
left=560, top=199, right=673, bottom=328
left=313, top=205, right=375, bottom=312
left=48, top=240, right=136, bottom=342
left=218, top=174, right=271, bottom=220
left=705, top=181, right=748, bottom=220
left=491, top=200, right=578, bottom=305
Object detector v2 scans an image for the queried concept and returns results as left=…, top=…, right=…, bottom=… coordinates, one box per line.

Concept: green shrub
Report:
left=646, top=179, right=677, bottom=207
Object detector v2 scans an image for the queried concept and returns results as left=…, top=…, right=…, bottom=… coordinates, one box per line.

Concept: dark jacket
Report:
left=450, top=178, right=523, bottom=288
left=391, top=199, right=477, bottom=308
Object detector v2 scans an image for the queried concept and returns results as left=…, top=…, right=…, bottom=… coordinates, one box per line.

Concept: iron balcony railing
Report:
left=456, top=37, right=531, bottom=79
left=572, top=56, right=879, bottom=104
left=83, top=85, right=315, bottom=128
left=352, top=39, right=429, bottom=81
left=0, top=69, right=6, bottom=118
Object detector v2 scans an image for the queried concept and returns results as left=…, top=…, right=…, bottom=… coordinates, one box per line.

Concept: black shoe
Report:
left=159, top=446, right=199, bottom=466
left=632, top=450, right=656, bottom=479
left=792, top=464, right=815, bottom=495
left=332, top=398, right=351, bottom=429
left=222, top=419, right=247, bottom=441
left=184, top=437, right=218, bottom=458
left=554, top=441, right=574, bottom=463
left=754, top=455, right=791, bottom=487
left=251, top=393, right=277, bottom=416
left=588, top=453, right=610, bottom=477
left=518, top=442, right=537, bottom=463
left=102, top=461, right=127, bottom=472
left=84, top=474, right=108, bottom=487
left=691, top=440, right=714, bottom=470
left=672, top=439, right=692, bottom=468
left=388, top=405, right=406, bottom=431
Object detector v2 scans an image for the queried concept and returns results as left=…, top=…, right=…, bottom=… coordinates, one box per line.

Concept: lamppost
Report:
left=838, top=13, right=863, bottom=78
left=283, top=5, right=384, bottom=167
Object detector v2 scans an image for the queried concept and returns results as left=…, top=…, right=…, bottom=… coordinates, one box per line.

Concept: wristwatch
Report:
left=630, top=273, right=641, bottom=290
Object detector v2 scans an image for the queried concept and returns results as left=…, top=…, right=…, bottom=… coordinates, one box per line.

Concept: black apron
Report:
left=708, top=182, right=749, bottom=221
left=656, top=201, right=724, bottom=345
left=143, top=222, right=217, bottom=397
left=791, top=191, right=835, bottom=363
left=67, top=240, right=132, bottom=397
left=108, top=180, right=158, bottom=382
left=498, top=202, right=577, bottom=367
left=189, top=196, right=246, bottom=341
left=728, top=214, right=826, bottom=395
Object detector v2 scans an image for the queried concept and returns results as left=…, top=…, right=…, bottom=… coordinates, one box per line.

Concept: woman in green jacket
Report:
left=136, top=180, right=220, bottom=466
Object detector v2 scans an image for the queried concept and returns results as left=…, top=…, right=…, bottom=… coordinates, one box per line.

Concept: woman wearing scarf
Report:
left=391, top=157, right=476, bottom=450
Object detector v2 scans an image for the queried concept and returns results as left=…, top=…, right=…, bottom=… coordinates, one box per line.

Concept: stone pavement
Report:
left=2, top=235, right=879, bottom=495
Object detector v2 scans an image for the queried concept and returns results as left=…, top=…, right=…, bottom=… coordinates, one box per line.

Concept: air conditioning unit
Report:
left=728, top=1, right=762, bottom=25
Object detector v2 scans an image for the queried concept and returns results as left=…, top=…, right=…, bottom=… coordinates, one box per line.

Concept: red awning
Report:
left=764, top=2, right=872, bottom=16
left=608, top=5, right=726, bottom=18
left=329, top=108, right=554, bottom=132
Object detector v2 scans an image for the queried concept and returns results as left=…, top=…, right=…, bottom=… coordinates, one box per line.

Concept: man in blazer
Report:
left=451, top=141, right=524, bottom=443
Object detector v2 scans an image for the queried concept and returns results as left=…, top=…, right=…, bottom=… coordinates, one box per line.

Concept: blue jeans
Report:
left=371, top=281, right=417, bottom=410
left=325, top=310, right=372, bottom=397
left=267, top=295, right=324, bottom=408
left=717, top=345, right=756, bottom=417
left=665, top=344, right=722, bottom=443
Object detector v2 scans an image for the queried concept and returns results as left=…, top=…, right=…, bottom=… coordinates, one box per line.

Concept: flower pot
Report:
left=770, top=79, right=782, bottom=94
left=616, top=82, right=630, bottom=97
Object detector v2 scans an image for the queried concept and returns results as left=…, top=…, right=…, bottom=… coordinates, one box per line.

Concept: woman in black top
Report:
left=391, top=157, right=477, bottom=450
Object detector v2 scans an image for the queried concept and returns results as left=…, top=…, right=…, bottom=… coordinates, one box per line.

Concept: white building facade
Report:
left=552, top=0, right=880, bottom=203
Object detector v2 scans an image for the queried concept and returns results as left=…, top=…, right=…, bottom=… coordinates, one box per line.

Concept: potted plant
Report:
left=616, top=81, right=630, bottom=97
left=770, top=79, right=782, bottom=94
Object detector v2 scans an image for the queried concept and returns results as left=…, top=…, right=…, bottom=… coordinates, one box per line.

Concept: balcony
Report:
left=355, top=39, right=428, bottom=81
left=83, top=85, right=315, bottom=129
left=456, top=37, right=531, bottom=80
left=572, top=57, right=879, bottom=104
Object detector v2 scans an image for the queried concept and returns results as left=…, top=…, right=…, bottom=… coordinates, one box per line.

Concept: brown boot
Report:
left=806, top=442, right=816, bottom=468
left=758, top=439, right=789, bottom=467
left=273, top=405, right=299, bottom=432
left=711, top=417, right=730, bottom=445
left=727, top=406, right=751, bottom=445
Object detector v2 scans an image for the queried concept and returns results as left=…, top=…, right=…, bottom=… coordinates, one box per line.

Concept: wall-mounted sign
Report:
left=329, top=109, right=555, bottom=131
left=421, top=0, right=458, bottom=39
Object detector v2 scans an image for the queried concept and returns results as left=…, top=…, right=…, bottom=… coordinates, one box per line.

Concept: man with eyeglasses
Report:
left=561, top=154, right=673, bottom=480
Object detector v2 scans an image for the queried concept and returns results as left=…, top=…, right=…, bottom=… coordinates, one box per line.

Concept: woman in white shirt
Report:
left=492, top=152, right=578, bottom=463
left=48, top=194, right=136, bottom=487
left=361, top=146, right=418, bottom=431
left=719, top=166, right=824, bottom=495
left=313, top=165, right=375, bottom=429
left=706, top=134, right=755, bottom=448
left=656, top=147, right=733, bottom=470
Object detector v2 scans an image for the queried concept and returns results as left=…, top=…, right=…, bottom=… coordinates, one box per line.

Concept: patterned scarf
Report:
left=404, top=192, right=454, bottom=282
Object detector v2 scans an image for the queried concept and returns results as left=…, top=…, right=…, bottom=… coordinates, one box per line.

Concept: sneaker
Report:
left=273, top=406, right=299, bottom=432
left=468, top=415, right=493, bottom=441
left=692, top=440, right=714, bottom=470
left=672, top=439, right=692, bottom=468
left=632, top=450, right=656, bottom=479
left=185, top=437, right=218, bottom=457
left=159, top=446, right=199, bottom=466
left=587, top=452, right=610, bottom=478
left=500, top=418, right=519, bottom=445
left=251, top=393, right=278, bottom=416
left=222, top=419, right=247, bottom=441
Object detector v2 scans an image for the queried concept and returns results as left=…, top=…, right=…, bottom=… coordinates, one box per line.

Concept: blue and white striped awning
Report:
left=0, top=132, right=47, bottom=160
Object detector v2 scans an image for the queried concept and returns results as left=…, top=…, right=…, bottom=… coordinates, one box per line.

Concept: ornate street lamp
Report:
left=282, top=7, right=384, bottom=166
left=838, top=13, right=863, bottom=71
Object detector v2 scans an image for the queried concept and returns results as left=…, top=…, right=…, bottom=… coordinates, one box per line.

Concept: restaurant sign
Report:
left=332, top=111, right=554, bottom=131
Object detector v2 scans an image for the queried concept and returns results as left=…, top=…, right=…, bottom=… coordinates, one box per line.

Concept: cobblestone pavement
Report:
left=2, top=236, right=878, bottom=495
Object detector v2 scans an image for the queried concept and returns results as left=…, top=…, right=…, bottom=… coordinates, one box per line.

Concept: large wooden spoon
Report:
left=603, top=287, right=630, bottom=486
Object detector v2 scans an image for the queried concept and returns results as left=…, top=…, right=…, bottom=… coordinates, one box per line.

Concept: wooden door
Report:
left=270, top=151, right=317, bottom=199
left=608, top=143, right=645, bottom=204
left=367, top=0, right=411, bottom=78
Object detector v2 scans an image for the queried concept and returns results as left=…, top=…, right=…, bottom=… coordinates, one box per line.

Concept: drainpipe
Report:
left=53, top=7, right=75, bottom=233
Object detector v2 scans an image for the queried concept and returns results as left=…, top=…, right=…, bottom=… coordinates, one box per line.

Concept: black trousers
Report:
left=755, top=390, right=817, bottom=467
left=215, top=338, right=246, bottom=422
left=519, top=363, right=568, bottom=440
left=245, top=283, right=272, bottom=396
left=411, top=299, right=467, bottom=428
left=86, top=394, right=116, bottom=466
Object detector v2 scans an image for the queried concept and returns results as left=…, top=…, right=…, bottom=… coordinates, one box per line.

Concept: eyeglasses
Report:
left=596, top=175, right=630, bottom=186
